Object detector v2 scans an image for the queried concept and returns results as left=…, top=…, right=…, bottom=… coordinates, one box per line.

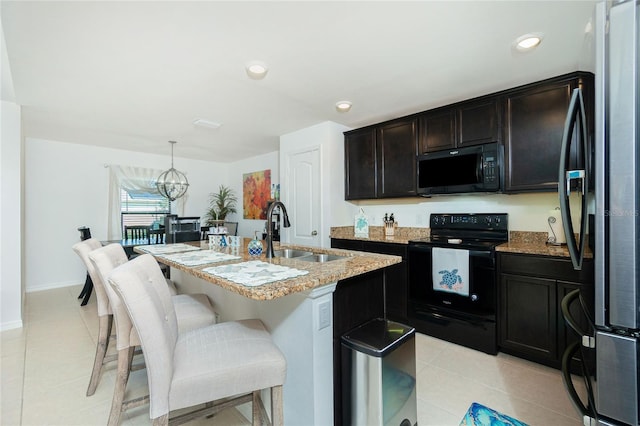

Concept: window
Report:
left=120, top=188, right=170, bottom=233
left=108, top=165, right=175, bottom=240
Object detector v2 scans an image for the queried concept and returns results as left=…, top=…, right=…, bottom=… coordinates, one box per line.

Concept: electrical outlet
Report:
left=318, top=301, right=331, bottom=330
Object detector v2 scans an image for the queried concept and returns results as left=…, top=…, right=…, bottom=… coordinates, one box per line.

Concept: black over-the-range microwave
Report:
left=416, top=142, right=503, bottom=196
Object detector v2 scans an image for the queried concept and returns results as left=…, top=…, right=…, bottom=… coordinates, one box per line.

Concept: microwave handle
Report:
left=476, top=153, right=483, bottom=182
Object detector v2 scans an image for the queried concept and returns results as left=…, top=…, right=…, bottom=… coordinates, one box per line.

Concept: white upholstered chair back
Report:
left=89, top=243, right=139, bottom=351
left=107, top=254, right=179, bottom=419
left=72, top=238, right=110, bottom=317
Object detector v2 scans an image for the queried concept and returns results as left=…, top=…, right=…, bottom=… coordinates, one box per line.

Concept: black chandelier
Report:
left=156, top=141, right=189, bottom=201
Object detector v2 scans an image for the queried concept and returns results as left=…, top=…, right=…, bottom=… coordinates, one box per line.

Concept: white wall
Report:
left=344, top=192, right=579, bottom=232
left=225, top=151, right=279, bottom=239
left=24, top=138, right=229, bottom=292
left=1, top=101, right=24, bottom=330
left=280, top=121, right=352, bottom=247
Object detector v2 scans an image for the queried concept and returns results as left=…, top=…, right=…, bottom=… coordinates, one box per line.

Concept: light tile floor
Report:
left=1, top=285, right=586, bottom=425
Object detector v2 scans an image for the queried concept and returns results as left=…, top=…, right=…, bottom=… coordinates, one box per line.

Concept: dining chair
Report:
left=74, top=239, right=166, bottom=398
left=107, top=254, right=286, bottom=426
left=200, top=226, right=210, bottom=240
left=223, top=221, right=238, bottom=236
left=150, top=228, right=165, bottom=244
left=82, top=243, right=217, bottom=425
left=124, top=225, right=150, bottom=242
left=72, top=238, right=113, bottom=396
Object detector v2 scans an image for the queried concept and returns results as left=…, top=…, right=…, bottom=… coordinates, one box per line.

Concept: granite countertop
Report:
left=496, top=231, right=593, bottom=259
left=330, top=226, right=430, bottom=244
left=134, top=239, right=401, bottom=301
left=330, top=227, right=592, bottom=259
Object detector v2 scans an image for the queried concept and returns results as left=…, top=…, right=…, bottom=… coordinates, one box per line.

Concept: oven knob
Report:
left=471, top=294, right=479, bottom=302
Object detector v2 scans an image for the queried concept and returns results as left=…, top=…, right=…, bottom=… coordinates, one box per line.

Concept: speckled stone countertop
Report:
left=135, top=239, right=401, bottom=301
left=496, top=231, right=593, bottom=259
left=330, top=226, right=430, bottom=244
left=330, top=227, right=592, bottom=259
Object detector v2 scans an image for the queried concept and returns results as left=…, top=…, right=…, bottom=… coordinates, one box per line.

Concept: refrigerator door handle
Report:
left=561, top=289, right=595, bottom=342
left=561, top=341, right=596, bottom=420
left=558, top=88, right=589, bottom=271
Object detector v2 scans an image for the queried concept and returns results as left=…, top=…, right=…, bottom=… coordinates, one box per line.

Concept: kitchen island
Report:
left=135, top=240, right=401, bottom=425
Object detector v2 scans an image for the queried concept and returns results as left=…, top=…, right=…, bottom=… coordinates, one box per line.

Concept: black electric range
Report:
left=407, top=213, right=508, bottom=354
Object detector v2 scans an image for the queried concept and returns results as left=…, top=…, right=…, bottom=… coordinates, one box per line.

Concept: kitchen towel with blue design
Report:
left=432, top=247, right=469, bottom=296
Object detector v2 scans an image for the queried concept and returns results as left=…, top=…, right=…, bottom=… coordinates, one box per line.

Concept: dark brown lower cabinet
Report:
left=331, top=238, right=408, bottom=322
left=498, top=253, right=594, bottom=369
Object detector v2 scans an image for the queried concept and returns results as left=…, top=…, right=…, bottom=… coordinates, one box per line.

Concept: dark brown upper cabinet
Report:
left=344, top=127, right=377, bottom=200
left=344, top=117, right=418, bottom=200
left=419, top=98, right=501, bottom=153
left=344, top=71, right=594, bottom=199
left=418, top=108, right=456, bottom=152
left=376, top=118, right=418, bottom=198
left=458, top=98, right=501, bottom=147
left=504, top=72, right=594, bottom=193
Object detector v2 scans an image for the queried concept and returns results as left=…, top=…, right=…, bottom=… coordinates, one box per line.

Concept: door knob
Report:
left=311, top=230, right=318, bottom=236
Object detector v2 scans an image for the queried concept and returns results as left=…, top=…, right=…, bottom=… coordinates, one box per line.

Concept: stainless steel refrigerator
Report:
left=559, top=1, right=639, bottom=425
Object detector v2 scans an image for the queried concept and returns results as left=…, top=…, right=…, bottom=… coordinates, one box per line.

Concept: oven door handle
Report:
left=408, top=245, right=494, bottom=258
left=414, top=308, right=492, bottom=328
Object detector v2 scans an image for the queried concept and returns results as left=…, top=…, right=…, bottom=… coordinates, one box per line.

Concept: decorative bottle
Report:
left=248, top=231, right=263, bottom=256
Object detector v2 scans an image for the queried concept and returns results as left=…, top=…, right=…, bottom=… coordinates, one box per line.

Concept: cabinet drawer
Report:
left=499, top=253, right=593, bottom=283
left=331, top=238, right=364, bottom=251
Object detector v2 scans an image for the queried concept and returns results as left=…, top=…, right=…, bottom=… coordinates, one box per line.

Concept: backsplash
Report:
left=348, top=192, right=583, bottom=232
left=508, top=231, right=549, bottom=244
left=331, top=226, right=429, bottom=241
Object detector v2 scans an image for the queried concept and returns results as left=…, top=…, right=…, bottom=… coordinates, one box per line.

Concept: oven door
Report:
left=408, top=243, right=496, bottom=319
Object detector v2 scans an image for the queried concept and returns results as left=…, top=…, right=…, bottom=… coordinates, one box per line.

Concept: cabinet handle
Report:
left=311, top=230, right=318, bottom=236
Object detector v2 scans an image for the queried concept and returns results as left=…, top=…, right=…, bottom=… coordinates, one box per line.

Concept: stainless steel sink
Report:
left=273, top=249, right=313, bottom=258
left=297, top=253, right=348, bottom=263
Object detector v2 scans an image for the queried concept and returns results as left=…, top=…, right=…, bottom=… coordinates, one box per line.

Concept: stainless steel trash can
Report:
left=342, top=318, right=417, bottom=426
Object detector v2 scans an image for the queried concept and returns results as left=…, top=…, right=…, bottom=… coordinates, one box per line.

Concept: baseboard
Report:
left=26, top=280, right=83, bottom=293
left=1, top=319, right=23, bottom=331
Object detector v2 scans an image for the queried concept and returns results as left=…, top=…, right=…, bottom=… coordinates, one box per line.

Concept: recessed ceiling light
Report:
left=245, top=61, right=268, bottom=80
left=335, top=101, right=352, bottom=112
left=514, top=33, right=543, bottom=51
left=193, top=118, right=222, bottom=129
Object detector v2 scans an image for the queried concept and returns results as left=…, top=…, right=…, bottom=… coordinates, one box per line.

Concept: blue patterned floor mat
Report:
left=460, top=402, right=529, bottom=426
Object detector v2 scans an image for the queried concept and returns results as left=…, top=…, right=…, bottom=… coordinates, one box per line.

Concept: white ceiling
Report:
left=1, top=1, right=597, bottom=163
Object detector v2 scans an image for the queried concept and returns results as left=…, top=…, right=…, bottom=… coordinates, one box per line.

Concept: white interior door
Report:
left=285, top=147, right=321, bottom=247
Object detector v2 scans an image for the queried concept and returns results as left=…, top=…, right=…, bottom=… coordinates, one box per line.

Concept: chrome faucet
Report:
left=265, top=201, right=291, bottom=258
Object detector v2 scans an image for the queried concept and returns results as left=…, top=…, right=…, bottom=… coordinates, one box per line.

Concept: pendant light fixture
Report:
left=156, top=140, right=189, bottom=201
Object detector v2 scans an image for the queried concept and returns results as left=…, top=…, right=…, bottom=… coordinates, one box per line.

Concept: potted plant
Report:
left=205, top=185, right=238, bottom=225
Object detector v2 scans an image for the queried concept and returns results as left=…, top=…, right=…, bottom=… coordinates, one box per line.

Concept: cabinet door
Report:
left=367, top=242, right=408, bottom=322
left=500, top=273, right=558, bottom=363
left=377, top=118, right=418, bottom=197
left=504, top=78, right=577, bottom=192
left=344, top=128, right=377, bottom=200
left=458, top=98, right=501, bottom=147
left=418, top=108, right=456, bottom=153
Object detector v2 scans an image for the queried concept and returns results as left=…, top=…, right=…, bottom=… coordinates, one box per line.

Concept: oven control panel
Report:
left=430, top=213, right=508, bottom=231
